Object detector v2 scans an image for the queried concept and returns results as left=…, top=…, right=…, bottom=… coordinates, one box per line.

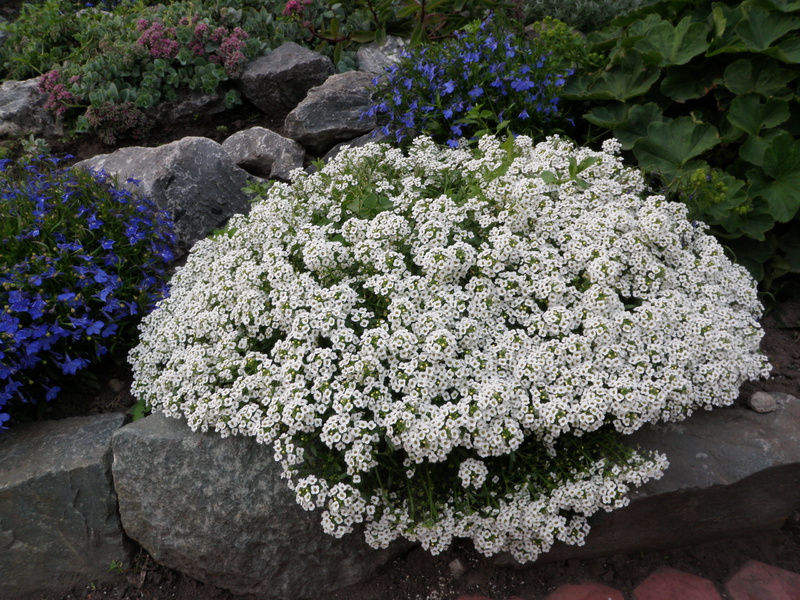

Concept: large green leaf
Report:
left=583, top=103, right=628, bottom=129
left=739, top=129, right=786, bottom=166
left=576, top=53, right=661, bottom=101
left=753, top=0, right=800, bottom=12
left=760, top=36, right=800, bottom=63
left=722, top=58, right=798, bottom=96
left=735, top=6, right=800, bottom=52
left=633, top=16, right=710, bottom=66
left=661, top=65, right=715, bottom=101
left=632, top=117, right=721, bottom=178
left=778, top=230, right=800, bottom=272
left=748, top=133, right=800, bottom=222
left=727, top=94, right=791, bottom=137
left=613, top=103, right=665, bottom=150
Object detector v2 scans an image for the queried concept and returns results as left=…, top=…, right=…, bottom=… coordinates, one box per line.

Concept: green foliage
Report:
left=520, top=0, right=644, bottom=32
left=0, top=0, right=129, bottom=80
left=281, top=0, right=511, bottom=70
left=564, top=0, right=800, bottom=293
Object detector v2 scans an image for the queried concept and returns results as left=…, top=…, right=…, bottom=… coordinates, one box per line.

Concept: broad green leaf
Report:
left=577, top=53, right=661, bottom=101
left=583, top=103, right=628, bottom=129
left=778, top=230, right=800, bottom=272
left=750, top=0, right=800, bottom=11
left=739, top=129, right=786, bottom=166
left=735, top=6, right=800, bottom=52
left=760, top=36, right=800, bottom=63
left=722, top=58, right=798, bottom=97
left=661, top=65, right=715, bottom=101
left=748, top=133, right=800, bottom=222
left=613, top=103, right=665, bottom=150
left=727, top=94, right=790, bottom=137
left=632, top=117, right=721, bottom=178
left=633, top=17, right=710, bottom=66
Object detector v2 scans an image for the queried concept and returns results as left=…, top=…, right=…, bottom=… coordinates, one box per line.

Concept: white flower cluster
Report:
left=130, top=134, right=769, bottom=562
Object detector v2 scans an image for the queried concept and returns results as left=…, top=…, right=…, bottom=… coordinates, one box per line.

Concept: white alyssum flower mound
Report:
left=130, top=135, right=770, bottom=562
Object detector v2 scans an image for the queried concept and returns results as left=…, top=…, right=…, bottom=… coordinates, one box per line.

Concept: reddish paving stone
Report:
left=633, top=567, right=723, bottom=600
left=545, top=582, right=624, bottom=600
left=725, top=560, right=800, bottom=600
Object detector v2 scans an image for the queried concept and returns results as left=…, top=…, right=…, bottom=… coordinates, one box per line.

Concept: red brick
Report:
left=545, top=582, right=624, bottom=600
left=633, top=567, right=722, bottom=600
left=725, top=560, right=800, bottom=600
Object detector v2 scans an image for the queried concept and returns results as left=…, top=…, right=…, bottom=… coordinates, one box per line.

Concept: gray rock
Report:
left=494, top=393, right=800, bottom=565
left=75, top=137, right=253, bottom=257
left=112, top=412, right=412, bottom=600
left=0, top=78, right=63, bottom=139
left=285, top=71, right=377, bottom=154
left=357, top=35, right=408, bottom=76
left=222, top=126, right=305, bottom=181
left=0, top=415, right=129, bottom=600
left=239, top=42, right=335, bottom=118
left=748, top=391, right=779, bottom=413
left=149, top=90, right=228, bottom=123
left=322, top=128, right=388, bottom=163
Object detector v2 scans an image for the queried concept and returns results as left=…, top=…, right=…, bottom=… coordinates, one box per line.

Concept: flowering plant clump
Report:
left=130, top=135, right=769, bottom=561
left=364, top=18, right=583, bottom=147
left=0, top=157, right=175, bottom=431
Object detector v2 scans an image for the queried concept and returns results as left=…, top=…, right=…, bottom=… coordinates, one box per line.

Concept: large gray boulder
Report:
left=0, top=78, right=63, bottom=139
left=239, top=42, right=335, bottom=118
left=357, top=35, right=407, bottom=76
left=0, top=414, right=130, bottom=600
left=76, top=137, right=253, bottom=257
left=496, top=391, right=800, bottom=565
left=112, top=413, right=412, bottom=600
left=222, top=126, right=305, bottom=181
left=285, top=71, right=377, bottom=154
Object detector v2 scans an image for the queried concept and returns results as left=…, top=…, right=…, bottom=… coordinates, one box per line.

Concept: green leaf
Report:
left=584, top=103, right=628, bottom=129
left=739, top=129, right=785, bottom=166
left=748, top=133, right=800, bottom=222
left=755, top=0, right=800, bottom=12
left=727, top=94, right=790, bottom=137
left=661, top=65, right=715, bottom=101
left=577, top=53, right=661, bottom=101
left=375, top=27, right=387, bottom=46
left=778, top=230, right=800, bottom=272
left=759, top=36, right=800, bottom=63
left=734, top=6, right=800, bottom=52
left=722, top=58, right=798, bottom=96
left=633, top=17, right=710, bottom=66
left=632, top=117, right=721, bottom=178
left=612, top=103, right=665, bottom=150
left=349, top=30, right=376, bottom=44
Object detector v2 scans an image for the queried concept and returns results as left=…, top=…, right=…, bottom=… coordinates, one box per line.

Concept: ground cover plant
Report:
left=364, top=16, right=592, bottom=147
left=519, top=0, right=644, bottom=32
left=0, top=156, right=175, bottom=430
left=130, top=134, right=770, bottom=562
left=562, top=0, right=800, bottom=294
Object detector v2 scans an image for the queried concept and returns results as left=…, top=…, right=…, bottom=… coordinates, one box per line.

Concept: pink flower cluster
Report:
left=215, top=27, right=249, bottom=78
left=136, top=20, right=180, bottom=59
left=282, top=0, right=311, bottom=18
left=189, top=22, right=249, bottom=77
left=38, top=70, right=76, bottom=117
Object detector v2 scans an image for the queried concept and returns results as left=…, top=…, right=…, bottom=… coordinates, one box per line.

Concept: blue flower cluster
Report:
left=0, top=156, right=175, bottom=430
left=364, top=19, right=575, bottom=147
